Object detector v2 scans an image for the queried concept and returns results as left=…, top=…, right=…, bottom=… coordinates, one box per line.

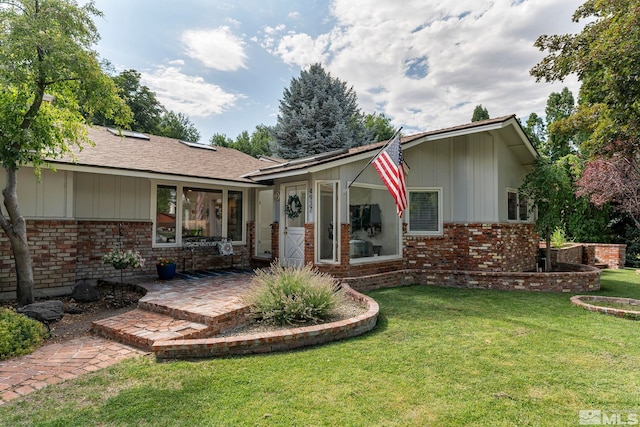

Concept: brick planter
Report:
left=570, top=295, right=640, bottom=319
left=152, top=284, right=379, bottom=359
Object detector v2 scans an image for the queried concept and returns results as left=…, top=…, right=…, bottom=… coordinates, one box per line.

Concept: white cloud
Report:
left=261, top=0, right=585, bottom=131
left=181, top=27, right=247, bottom=71
left=140, top=65, right=244, bottom=117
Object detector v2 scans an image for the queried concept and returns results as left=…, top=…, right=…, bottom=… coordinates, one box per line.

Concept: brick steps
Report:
left=92, top=309, right=213, bottom=351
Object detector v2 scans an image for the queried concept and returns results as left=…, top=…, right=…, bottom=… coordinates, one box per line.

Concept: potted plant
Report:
left=102, top=247, right=145, bottom=287
left=103, top=247, right=146, bottom=270
left=156, top=257, right=177, bottom=280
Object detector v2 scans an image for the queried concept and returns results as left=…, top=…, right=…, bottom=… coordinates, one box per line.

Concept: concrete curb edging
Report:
left=152, top=284, right=379, bottom=359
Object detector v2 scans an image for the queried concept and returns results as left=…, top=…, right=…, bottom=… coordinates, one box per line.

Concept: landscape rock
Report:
left=18, top=300, right=64, bottom=323
left=71, top=279, right=101, bottom=302
left=64, top=304, right=85, bottom=314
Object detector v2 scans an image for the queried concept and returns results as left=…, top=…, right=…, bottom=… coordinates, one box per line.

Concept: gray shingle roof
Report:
left=51, top=126, right=269, bottom=184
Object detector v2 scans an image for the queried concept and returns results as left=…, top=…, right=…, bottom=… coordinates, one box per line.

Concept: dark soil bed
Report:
left=1, top=281, right=144, bottom=344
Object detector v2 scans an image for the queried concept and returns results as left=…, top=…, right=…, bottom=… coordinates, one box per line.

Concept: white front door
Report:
left=282, top=184, right=306, bottom=267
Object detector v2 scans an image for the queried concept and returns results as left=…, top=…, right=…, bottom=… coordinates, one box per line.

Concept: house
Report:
left=0, top=115, right=539, bottom=299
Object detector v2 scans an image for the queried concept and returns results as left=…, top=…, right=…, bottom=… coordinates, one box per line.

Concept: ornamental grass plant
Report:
left=244, top=262, right=347, bottom=326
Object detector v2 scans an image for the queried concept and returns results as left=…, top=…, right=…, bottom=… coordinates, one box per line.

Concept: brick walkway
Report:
left=0, top=337, right=145, bottom=405
left=0, top=270, right=256, bottom=406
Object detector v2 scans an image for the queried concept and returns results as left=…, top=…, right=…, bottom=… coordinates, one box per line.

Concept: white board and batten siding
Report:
left=74, top=172, right=150, bottom=220
left=321, top=132, right=503, bottom=224
left=0, top=168, right=73, bottom=219
left=0, top=167, right=151, bottom=220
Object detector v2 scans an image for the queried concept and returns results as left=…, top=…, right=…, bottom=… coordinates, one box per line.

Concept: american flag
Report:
left=373, top=135, right=407, bottom=216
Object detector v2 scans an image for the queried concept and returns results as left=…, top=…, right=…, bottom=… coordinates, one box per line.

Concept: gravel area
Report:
left=216, top=298, right=368, bottom=337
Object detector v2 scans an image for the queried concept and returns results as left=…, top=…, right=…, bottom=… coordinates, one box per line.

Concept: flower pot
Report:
left=156, top=263, right=177, bottom=280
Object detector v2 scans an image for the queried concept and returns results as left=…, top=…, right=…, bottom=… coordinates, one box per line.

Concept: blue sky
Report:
left=89, top=0, right=585, bottom=142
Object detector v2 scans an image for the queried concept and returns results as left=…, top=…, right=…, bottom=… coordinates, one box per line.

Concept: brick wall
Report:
left=0, top=219, right=251, bottom=300
left=271, top=222, right=279, bottom=261
left=541, top=243, right=626, bottom=269
left=405, top=223, right=538, bottom=272
left=0, top=220, right=80, bottom=298
left=589, top=244, right=626, bottom=269
left=542, top=243, right=583, bottom=265
left=342, top=262, right=601, bottom=293
left=305, top=222, right=537, bottom=278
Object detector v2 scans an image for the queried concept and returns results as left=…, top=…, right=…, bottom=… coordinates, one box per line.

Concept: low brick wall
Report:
left=341, top=263, right=601, bottom=293
left=152, top=285, right=379, bottom=359
left=541, top=243, right=626, bottom=269
left=571, top=295, right=640, bottom=319
left=587, top=244, right=626, bottom=269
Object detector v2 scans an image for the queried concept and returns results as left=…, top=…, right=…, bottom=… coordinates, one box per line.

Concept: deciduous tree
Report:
left=531, top=0, right=640, bottom=155
left=0, top=0, right=130, bottom=305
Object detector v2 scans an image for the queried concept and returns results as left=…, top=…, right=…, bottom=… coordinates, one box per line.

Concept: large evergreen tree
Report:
left=272, top=63, right=370, bottom=159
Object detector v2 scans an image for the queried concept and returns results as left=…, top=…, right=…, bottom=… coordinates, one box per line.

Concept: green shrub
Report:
left=550, top=227, right=571, bottom=248
left=0, top=308, right=48, bottom=360
left=244, top=262, right=346, bottom=326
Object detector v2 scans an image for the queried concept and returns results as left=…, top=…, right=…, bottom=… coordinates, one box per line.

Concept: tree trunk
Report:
left=0, top=168, right=34, bottom=306
left=545, top=225, right=552, bottom=272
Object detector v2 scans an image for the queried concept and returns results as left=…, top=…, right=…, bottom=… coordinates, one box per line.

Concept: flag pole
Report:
left=347, top=127, right=402, bottom=189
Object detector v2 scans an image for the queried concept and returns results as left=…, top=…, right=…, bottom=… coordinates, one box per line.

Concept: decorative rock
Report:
left=71, top=279, right=101, bottom=302
left=17, top=300, right=64, bottom=323
left=64, top=304, right=85, bottom=314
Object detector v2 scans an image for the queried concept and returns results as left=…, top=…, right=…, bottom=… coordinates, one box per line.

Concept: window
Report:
left=316, top=181, right=339, bottom=263
left=227, top=191, right=243, bottom=241
left=154, top=183, right=245, bottom=245
left=155, top=185, right=177, bottom=243
left=507, top=189, right=529, bottom=222
left=182, top=188, right=222, bottom=238
left=348, top=185, right=401, bottom=260
left=408, top=189, right=442, bottom=234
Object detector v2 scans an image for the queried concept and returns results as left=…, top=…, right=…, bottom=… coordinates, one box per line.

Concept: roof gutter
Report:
left=47, top=162, right=268, bottom=188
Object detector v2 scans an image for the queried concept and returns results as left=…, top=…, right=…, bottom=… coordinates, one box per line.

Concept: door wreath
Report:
left=285, top=194, right=303, bottom=219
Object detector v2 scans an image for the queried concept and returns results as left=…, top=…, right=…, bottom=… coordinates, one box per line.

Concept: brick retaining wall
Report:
left=541, top=243, right=626, bottom=269
left=341, top=263, right=601, bottom=293
left=152, top=284, right=379, bottom=359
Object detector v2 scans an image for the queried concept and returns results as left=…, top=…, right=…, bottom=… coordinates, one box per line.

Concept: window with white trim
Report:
left=408, top=189, right=442, bottom=234
left=154, top=183, right=245, bottom=245
left=507, top=188, right=529, bottom=221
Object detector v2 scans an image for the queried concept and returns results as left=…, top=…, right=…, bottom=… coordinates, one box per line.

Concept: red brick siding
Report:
left=0, top=219, right=250, bottom=299
left=405, top=223, right=538, bottom=272
left=271, top=222, right=279, bottom=260
left=304, top=223, right=314, bottom=266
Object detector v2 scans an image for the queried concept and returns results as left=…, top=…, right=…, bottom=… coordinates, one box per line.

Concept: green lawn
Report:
left=2, top=269, right=640, bottom=426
